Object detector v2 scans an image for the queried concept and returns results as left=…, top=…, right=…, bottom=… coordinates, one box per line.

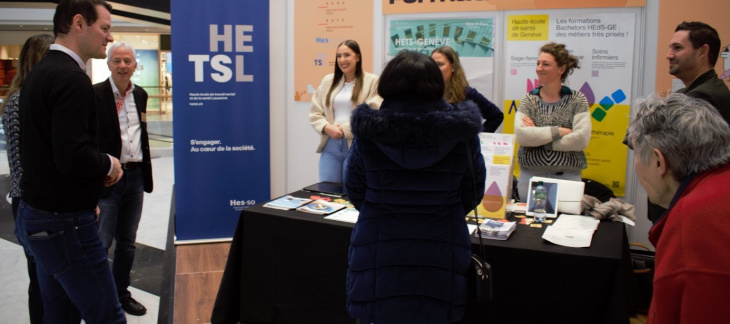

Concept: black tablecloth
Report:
left=212, top=190, right=634, bottom=324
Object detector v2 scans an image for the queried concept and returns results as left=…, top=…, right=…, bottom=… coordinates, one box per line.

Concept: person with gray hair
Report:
left=95, top=41, right=153, bottom=316
left=627, top=92, right=730, bottom=324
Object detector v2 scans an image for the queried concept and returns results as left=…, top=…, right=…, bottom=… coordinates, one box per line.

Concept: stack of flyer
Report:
left=476, top=219, right=517, bottom=240
left=475, top=133, right=515, bottom=220
left=263, top=195, right=312, bottom=210
left=296, top=199, right=347, bottom=215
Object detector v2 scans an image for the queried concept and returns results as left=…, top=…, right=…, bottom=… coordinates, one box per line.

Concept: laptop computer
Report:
left=529, top=177, right=585, bottom=215
left=302, top=181, right=346, bottom=197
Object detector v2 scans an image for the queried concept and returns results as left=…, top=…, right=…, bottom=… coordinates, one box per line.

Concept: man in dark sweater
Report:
left=15, top=0, right=125, bottom=323
left=668, top=21, right=730, bottom=121
left=647, top=21, right=730, bottom=223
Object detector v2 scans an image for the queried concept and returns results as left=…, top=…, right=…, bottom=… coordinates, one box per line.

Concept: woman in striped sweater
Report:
left=514, top=42, right=591, bottom=201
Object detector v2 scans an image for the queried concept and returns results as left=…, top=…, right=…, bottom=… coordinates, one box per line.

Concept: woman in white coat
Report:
left=309, top=40, right=382, bottom=183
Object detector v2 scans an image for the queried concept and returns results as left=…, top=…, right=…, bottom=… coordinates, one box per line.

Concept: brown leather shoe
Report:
left=120, top=296, right=147, bottom=316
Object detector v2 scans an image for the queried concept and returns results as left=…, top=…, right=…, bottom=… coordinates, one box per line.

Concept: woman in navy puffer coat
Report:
left=345, top=50, right=487, bottom=324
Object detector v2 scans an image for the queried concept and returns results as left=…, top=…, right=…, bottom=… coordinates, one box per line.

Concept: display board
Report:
left=502, top=9, right=638, bottom=196
left=382, top=0, right=646, bottom=14
left=386, top=7, right=642, bottom=196
left=293, top=0, right=374, bottom=102
left=385, top=14, right=498, bottom=122
left=171, top=0, right=270, bottom=242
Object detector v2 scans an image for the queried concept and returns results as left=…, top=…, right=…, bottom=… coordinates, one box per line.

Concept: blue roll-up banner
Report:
left=171, top=0, right=270, bottom=242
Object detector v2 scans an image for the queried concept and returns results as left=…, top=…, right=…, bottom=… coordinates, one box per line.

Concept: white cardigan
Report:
left=309, top=72, right=382, bottom=153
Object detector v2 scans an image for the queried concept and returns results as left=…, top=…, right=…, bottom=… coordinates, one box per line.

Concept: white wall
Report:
left=628, top=0, right=659, bottom=249
left=269, top=0, right=287, bottom=197
left=283, top=0, right=320, bottom=195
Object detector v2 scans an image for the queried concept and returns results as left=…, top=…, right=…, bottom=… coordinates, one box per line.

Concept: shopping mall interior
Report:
left=0, top=1, right=176, bottom=323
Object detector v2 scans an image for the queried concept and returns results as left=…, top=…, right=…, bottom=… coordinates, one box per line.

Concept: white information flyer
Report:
left=542, top=214, right=600, bottom=248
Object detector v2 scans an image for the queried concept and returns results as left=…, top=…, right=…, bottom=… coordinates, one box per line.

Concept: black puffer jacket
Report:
left=345, top=98, right=486, bottom=324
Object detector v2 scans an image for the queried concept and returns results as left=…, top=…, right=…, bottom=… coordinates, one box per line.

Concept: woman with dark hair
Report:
left=514, top=42, right=591, bottom=201
left=309, top=40, right=382, bottom=183
left=345, top=50, right=486, bottom=324
left=432, top=45, right=503, bottom=132
left=0, top=33, right=54, bottom=324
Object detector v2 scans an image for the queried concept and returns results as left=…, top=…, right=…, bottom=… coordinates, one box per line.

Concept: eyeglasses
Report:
left=621, top=134, right=633, bottom=150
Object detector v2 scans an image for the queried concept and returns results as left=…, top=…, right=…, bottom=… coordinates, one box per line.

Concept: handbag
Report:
left=465, top=140, right=494, bottom=303
left=468, top=250, right=493, bottom=303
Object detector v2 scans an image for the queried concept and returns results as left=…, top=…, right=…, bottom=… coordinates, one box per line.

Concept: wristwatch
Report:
left=321, top=126, right=327, bottom=135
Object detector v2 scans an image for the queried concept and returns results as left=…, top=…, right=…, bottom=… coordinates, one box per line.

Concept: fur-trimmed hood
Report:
left=351, top=99, right=482, bottom=169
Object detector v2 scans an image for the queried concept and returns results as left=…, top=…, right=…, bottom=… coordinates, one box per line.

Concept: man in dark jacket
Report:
left=95, top=41, right=153, bottom=316
left=15, top=0, right=125, bottom=322
left=647, top=21, right=730, bottom=222
left=668, top=21, right=730, bottom=121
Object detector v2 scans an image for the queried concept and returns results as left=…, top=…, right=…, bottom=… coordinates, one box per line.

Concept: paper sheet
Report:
left=542, top=214, right=600, bottom=248
left=467, top=224, right=477, bottom=234
left=324, top=207, right=359, bottom=223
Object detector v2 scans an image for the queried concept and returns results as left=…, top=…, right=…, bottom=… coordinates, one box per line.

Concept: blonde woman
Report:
left=309, top=40, right=382, bottom=183
left=431, top=46, right=503, bottom=132
left=0, top=33, right=54, bottom=324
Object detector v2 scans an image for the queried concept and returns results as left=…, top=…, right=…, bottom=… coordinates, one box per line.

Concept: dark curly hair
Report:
left=539, top=42, right=580, bottom=82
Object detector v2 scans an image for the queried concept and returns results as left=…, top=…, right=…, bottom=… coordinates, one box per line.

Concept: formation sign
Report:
left=502, top=12, right=636, bottom=196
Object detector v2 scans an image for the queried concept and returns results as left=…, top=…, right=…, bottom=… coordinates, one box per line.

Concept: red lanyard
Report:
left=115, top=93, right=126, bottom=113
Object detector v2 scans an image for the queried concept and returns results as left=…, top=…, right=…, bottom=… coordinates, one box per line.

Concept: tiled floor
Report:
left=0, top=115, right=174, bottom=323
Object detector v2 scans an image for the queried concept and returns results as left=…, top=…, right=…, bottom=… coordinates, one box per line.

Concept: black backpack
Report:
left=582, top=178, right=615, bottom=203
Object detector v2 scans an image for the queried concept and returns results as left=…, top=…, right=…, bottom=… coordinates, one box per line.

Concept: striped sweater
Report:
left=514, top=86, right=591, bottom=173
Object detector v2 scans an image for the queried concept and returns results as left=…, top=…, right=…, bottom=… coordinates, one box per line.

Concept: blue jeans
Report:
left=12, top=197, right=44, bottom=324
left=319, top=137, right=349, bottom=183
left=517, top=168, right=581, bottom=202
left=98, top=167, right=145, bottom=300
left=15, top=200, right=126, bottom=324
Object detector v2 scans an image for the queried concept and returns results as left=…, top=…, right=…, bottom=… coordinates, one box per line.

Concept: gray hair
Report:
left=628, top=92, right=730, bottom=182
left=106, top=41, right=137, bottom=63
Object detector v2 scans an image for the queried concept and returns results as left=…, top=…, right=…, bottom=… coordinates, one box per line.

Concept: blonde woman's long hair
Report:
left=0, top=34, right=54, bottom=113
left=432, top=46, right=468, bottom=104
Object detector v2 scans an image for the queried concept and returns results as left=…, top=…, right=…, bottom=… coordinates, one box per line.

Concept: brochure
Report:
left=476, top=219, right=517, bottom=240
left=263, top=195, right=312, bottom=210
left=324, top=207, right=359, bottom=223
left=541, top=214, right=600, bottom=248
left=296, top=199, right=347, bottom=215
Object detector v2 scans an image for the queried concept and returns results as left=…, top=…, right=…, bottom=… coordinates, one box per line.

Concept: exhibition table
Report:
left=211, top=190, right=634, bottom=324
